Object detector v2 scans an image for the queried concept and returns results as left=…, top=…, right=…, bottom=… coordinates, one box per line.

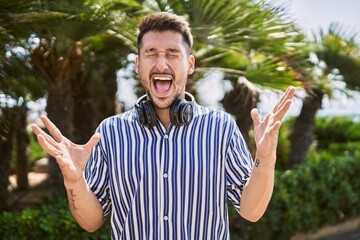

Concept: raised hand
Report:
left=250, top=86, right=296, bottom=166
left=31, top=116, right=101, bottom=183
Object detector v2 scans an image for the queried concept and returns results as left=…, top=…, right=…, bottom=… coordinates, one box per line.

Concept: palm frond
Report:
left=314, top=24, right=360, bottom=89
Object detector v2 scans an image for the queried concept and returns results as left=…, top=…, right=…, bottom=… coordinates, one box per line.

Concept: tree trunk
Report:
left=72, top=75, right=96, bottom=144
left=46, top=82, right=73, bottom=198
left=288, top=89, right=324, bottom=168
left=221, top=77, right=259, bottom=147
left=32, top=40, right=81, bottom=199
left=15, top=102, right=29, bottom=191
left=0, top=107, right=15, bottom=211
left=93, top=67, right=117, bottom=128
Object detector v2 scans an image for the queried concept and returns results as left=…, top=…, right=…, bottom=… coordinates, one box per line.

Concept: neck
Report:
left=155, top=107, right=171, bottom=128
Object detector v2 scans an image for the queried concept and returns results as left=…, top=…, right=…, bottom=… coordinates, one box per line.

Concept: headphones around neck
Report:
left=135, top=92, right=195, bottom=128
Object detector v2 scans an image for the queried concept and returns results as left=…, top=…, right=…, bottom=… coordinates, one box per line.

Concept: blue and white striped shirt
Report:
left=85, top=104, right=253, bottom=239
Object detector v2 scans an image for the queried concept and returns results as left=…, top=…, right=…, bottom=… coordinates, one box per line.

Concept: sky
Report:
left=279, top=0, right=360, bottom=43
left=256, top=0, right=360, bottom=118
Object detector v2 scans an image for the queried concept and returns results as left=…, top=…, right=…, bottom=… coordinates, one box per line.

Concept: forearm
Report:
left=239, top=154, right=275, bottom=222
left=65, top=177, right=105, bottom=232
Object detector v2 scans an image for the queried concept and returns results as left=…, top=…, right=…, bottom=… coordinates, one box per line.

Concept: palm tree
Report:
left=289, top=24, right=360, bottom=167
left=0, top=45, right=46, bottom=192
left=5, top=0, right=142, bottom=195
left=316, top=24, right=360, bottom=89
left=0, top=1, right=47, bottom=207
left=0, top=52, right=42, bottom=208
left=74, top=23, right=139, bottom=143
left=145, top=0, right=307, bottom=145
left=0, top=102, right=16, bottom=211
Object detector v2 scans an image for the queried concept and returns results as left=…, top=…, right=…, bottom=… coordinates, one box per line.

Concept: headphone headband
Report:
left=135, top=92, right=195, bottom=128
left=136, top=92, right=195, bottom=105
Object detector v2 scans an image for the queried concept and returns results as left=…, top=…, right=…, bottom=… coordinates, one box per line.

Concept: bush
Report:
left=229, top=156, right=360, bottom=239
left=277, top=116, right=360, bottom=168
left=314, top=117, right=360, bottom=149
left=3, top=157, right=359, bottom=239
left=0, top=199, right=111, bottom=240
left=275, top=118, right=294, bottom=170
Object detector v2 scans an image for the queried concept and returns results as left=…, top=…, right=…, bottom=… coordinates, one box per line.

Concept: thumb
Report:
left=251, top=108, right=261, bottom=127
left=85, top=132, right=101, bottom=151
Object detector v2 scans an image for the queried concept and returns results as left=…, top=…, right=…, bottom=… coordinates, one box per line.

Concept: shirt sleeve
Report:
left=84, top=133, right=112, bottom=218
left=225, top=123, right=253, bottom=213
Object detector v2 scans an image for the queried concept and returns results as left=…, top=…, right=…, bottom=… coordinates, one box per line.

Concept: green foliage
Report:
left=27, top=132, right=47, bottom=165
left=277, top=116, right=360, bottom=167
left=229, top=156, right=360, bottom=239
left=314, top=117, right=360, bottom=149
left=149, top=0, right=307, bottom=89
left=307, top=141, right=360, bottom=165
left=314, top=24, right=360, bottom=89
left=0, top=198, right=111, bottom=240
left=305, top=116, right=360, bottom=165
left=275, top=117, right=295, bottom=170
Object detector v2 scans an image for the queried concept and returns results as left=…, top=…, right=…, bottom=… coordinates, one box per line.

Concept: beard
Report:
left=147, top=90, right=180, bottom=110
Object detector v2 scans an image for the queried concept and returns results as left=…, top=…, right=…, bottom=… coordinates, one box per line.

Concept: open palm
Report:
left=251, top=87, right=295, bottom=163
left=31, top=116, right=101, bottom=183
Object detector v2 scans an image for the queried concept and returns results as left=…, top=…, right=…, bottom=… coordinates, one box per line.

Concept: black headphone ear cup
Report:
left=179, top=102, right=194, bottom=125
left=135, top=103, right=146, bottom=126
left=170, top=99, right=193, bottom=126
left=135, top=100, right=157, bottom=127
left=142, top=101, right=157, bottom=127
left=170, top=99, right=182, bottom=125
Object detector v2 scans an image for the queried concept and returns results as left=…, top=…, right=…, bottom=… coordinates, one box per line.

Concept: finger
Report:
left=31, top=123, right=49, bottom=137
left=270, top=121, right=282, bottom=133
left=84, top=133, right=101, bottom=152
left=251, top=108, right=261, bottom=126
left=37, top=134, right=62, bottom=158
left=271, top=87, right=295, bottom=121
left=272, top=86, right=296, bottom=113
left=40, top=115, right=63, bottom=142
left=284, top=86, right=296, bottom=101
left=274, top=99, right=293, bottom=122
left=31, top=124, right=60, bottom=147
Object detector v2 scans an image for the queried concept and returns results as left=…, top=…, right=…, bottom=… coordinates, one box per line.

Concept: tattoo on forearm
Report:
left=68, top=189, right=78, bottom=211
left=255, top=159, right=260, bottom=167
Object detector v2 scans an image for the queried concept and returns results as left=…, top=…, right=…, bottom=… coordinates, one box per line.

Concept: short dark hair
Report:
left=137, top=12, right=193, bottom=54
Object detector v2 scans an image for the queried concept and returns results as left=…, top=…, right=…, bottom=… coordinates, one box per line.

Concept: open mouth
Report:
left=153, top=75, right=173, bottom=93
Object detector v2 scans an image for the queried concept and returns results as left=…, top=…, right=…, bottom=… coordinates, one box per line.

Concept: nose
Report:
left=155, top=52, right=168, bottom=73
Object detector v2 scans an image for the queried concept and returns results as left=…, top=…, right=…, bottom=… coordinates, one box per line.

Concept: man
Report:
left=32, top=12, right=295, bottom=239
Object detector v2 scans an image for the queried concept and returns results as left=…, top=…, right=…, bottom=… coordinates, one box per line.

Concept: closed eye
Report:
left=167, top=48, right=180, bottom=56
left=143, top=48, right=181, bottom=57
left=144, top=48, right=157, bottom=56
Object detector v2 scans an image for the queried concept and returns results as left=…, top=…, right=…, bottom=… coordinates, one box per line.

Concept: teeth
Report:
left=153, top=76, right=172, bottom=81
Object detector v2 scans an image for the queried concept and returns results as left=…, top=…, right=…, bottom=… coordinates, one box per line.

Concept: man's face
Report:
left=136, top=30, right=195, bottom=109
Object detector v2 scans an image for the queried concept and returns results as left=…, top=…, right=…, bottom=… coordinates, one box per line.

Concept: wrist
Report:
left=253, top=156, right=276, bottom=170
left=64, top=176, right=86, bottom=190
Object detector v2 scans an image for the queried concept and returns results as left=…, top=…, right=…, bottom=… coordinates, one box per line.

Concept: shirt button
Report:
left=164, top=134, right=169, bottom=139
left=164, top=216, right=169, bottom=221
left=163, top=173, right=168, bottom=178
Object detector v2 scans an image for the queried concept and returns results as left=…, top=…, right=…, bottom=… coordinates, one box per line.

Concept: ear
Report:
left=188, top=55, right=195, bottom=75
left=135, top=55, right=139, bottom=74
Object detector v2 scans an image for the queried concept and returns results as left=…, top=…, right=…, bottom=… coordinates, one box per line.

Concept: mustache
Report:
left=150, top=71, right=174, bottom=79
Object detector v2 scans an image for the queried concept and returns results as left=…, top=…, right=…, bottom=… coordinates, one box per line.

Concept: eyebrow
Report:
left=168, top=48, right=180, bottom=52
left=144, top=48, right=180, bottom=53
